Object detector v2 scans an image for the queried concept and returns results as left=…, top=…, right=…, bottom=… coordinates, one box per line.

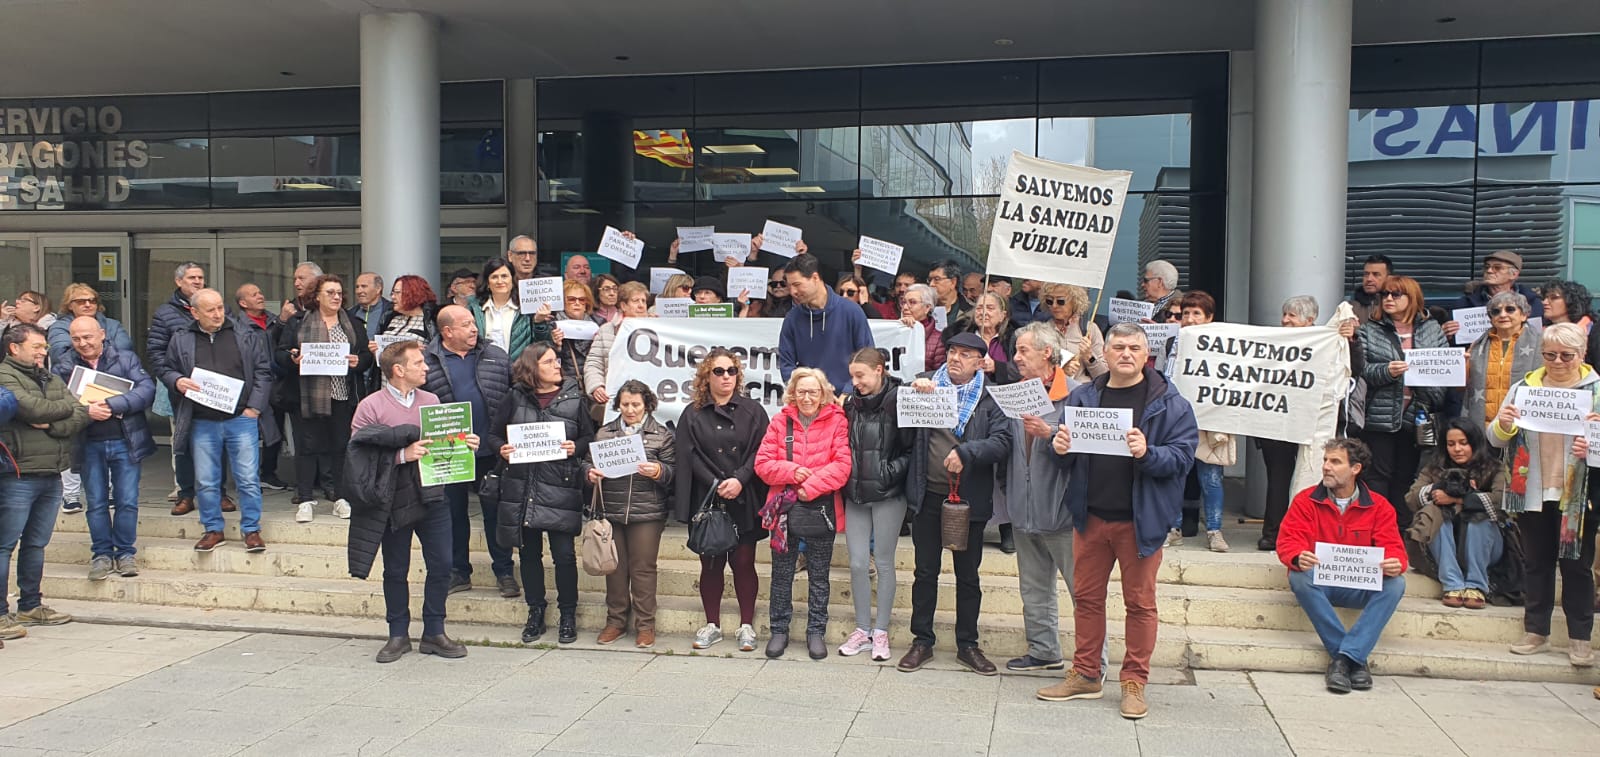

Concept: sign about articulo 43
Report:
left=1169, top=322, right=1349, bottom=445
left=985, top=151, right=1132, bottom=290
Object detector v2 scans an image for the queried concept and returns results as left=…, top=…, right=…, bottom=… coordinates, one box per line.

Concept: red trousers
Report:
left=1072, top=515, right=1163, bottom=684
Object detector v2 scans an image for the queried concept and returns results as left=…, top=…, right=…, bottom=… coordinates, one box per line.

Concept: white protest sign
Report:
left=597, top=226, right=643, bottom=268
left=519, top=276, right=564, bottom=314
left=507, top=422, right=567, bottom=464
left=760, top=220, right=803, bottom=257
left=1313, top=542, right=1385, bottom=591
left=676, top=226, right=715, bottom=252
left=1452, top=307, right=1490, bottom=345
left=933, top=306, right=949, bottom=331
left=986, top=151, right=1132, bottom=289
left=649, top=267, right=686, bottom=295
left=556, top=319, right=599, bottom=341
left=1109, top=297, right=1155, bottom=324
left=986, top=379, right=1054, bottom=420
left=298, top=341, right=349, bottom=376
left=590, top=434, right=648, bottom=478
left=1512, top=385, right=1588, bottom=436
left=1403, top=348, right=1466, bottom=387
left=1170, top=322, right=1350, bottom=445
left=896, top=387, right=960, bottom=428
left=185, top=367, right=244, bottom=413
left=603, top=319, right=921, bottom=426
left=712, top=233, right=751, bottom=264
left=1587, top=420, right=1600, bottom=468
left=1064, top=406, right=1132, bottom=456
left=856, top=236, right=904, bottom=275
left=655, top=298, right=691, bottom=318
left=1140, top=323, right=1179, bottom=371
left=727, top=267, right=769, bottom=300
left=1529, top=316, right=1543, bottom=331
left=375, top=333, right=422, bottom=355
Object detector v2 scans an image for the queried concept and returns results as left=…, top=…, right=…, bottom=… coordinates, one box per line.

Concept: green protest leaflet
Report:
left=419, top=401, right=475, bottom=486
left=688, top=302, right=735, bottom=318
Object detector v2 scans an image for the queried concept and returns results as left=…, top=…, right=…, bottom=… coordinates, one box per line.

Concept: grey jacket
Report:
left=1357, top=314, right=1449, bottom=433
left=1004, top=395, right=1074, bottom=534
left=161, top=319, right=279, bottom=450
left=1463, top=325, right=1541, bottom=429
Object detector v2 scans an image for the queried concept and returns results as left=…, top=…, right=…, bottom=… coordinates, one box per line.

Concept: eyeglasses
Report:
left=69, top=297, right=98, bottom=306
left=598, top=285, right=617, bottom=292
left=1045, top=297, right=1071, bottom=307
left=1485, top=262, right=1514, bottom=273
left=565, top=296, right=588, bottom=303
left=1142, top=276, right=1163, bottom=283
left=793, top=389, right=822, bottom=398
left=1160, top=310, right=1181, bottom=321
left=710, top=366, right=738, bottom=377
left=1490, top=306, right=1521, bottom=315
left=1543, top=351, right=1580, bottom=363
left=323, top=291, right=344, bottom=298
left=768, top=281, right=788, bottom=289
left=1380, top=290, right=1407, bottom=299
left=839, top=288, right=858, bottom=297
left=509, top=250, right=537, bottom=257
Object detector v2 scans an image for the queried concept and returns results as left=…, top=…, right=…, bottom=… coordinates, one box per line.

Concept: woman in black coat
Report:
left=674, top=347, right=769, bottom=653
left=491, top=341, right=595, bottom=646
left=274, top=274, right=373, bottom=523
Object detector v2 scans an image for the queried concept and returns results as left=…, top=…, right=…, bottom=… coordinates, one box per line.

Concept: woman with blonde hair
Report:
left=47, top=282, right=132, bottom=371
left=1040, top=282, right=1106, bottom=383
left=553, top=279, right=605, bottom=381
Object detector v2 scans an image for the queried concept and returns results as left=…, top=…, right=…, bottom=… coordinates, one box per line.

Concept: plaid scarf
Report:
left=297, top=309, right=358, bottom=418
left=934, top=364, right=985, bottom=436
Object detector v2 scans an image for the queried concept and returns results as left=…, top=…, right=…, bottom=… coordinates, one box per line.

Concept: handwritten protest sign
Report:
left=856, top=236, right=904, bottom=275
left=598, top=226, right=643, bottom=268
left=419, top=402, right=475, bottom=486
left=896, top=387, right=959, bottom=429
left=1403, top=348, right=1465, bottom=387
left=650, top=267, right=686, bottom=295
left=986, top=151, right=1132, bottom=289
left=1587, top=420, right=1600, bottom=468
left=760, top=220, right=802, bottom=257
left=1313, top=543, right=1385, bottom=591
left=590, top=434, right=647, bottom=478
left=1109, top=297, right=1154, bottom=324
left=1453, top=307, right=1490, bottom=345
left=298, top=342, right=349, bottom=376
left=185, top=368, right=244, bottom=413
left=676, top=226, right=715, bottom=252
left=1512, top=386, right=1588, bottom=436
left=1064, top=406, right=1131, bottom=456
left=1140, top=323, right=1179, bottom=371
left=375, top=333, right=422, bottom=355
left=655, top=298, right=691, bottom=318
left=519, top=276, right=563, bottom=314
left=1170, top=322, right=1349, bottom=445
left=727, top=267, right=769, bottom=300
left=933, top=306, right=949, bottom=331
left=507, top=422, right=567, bottom=464
left=712, top=233, right=750, bottom=264
left=986, top=380, right=1054, bottom=419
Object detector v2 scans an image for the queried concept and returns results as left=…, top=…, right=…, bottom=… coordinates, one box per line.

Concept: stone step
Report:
left=38, top=544, right=1525, bottom=644
left=48, top=509, right=1446, bottom=597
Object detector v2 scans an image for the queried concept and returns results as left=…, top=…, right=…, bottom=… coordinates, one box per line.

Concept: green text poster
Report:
left=420, top=401, right=475, bottom=486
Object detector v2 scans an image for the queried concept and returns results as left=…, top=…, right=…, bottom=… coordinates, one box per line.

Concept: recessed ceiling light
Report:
left=281, top=182, right=333, bottom=190
left=779, top=186, right=826, bottom=193
left=703, top=144, right=765, bottom=154
left=1436, top=16, right=1456, bottom=23
left=993, top=38, right=1014, bottom=46
left=652, top=145, right=692, bottom=156
left=744, top=167, right=799, bottom=177
left=614, top=55, right=630, bottom=61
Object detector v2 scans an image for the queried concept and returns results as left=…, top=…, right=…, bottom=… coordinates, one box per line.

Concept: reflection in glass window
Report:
left=1347, top=99, right=1477, bottom=187
left=211, top=134, right=362, bottom=207
left=1473, top=184, right=1570, bottom=289
left=1038, top=114, right=1191, bottom=193
left=0, top=134, right=210, bottom=210
left=693, top=123, right=860, bottom=200
left=1344, top=186, right=1476, bottom=297
left=861, top=118, right=1031, bottom=199
left=1474, top=93, right=1600, bottom=185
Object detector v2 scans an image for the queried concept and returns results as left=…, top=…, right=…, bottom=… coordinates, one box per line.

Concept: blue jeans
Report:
left=82, top=439, right=141, bottom=559
left=1195, top=461, right=1224, bottom=532
left=191, top=415, right=263, bottom=534
left=1288, top=568, right=1406, bottom=666
left=0, top=475, right=63, bottom=614
left=445, top=455, right=514, bottom=579
left=1431, top=518, right=1504, bottom=593
left=382, top=503, right=452, bottom=637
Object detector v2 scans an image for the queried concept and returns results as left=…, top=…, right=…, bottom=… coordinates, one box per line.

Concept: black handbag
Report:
left=687, top=489, right=740, bottom=556
left=781, top=418, right=836, bottom=539
left=479, top=462, right=502, bottom=502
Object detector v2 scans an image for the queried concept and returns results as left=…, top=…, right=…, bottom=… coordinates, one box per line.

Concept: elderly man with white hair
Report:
left=1140, top=260, right=1181, bottom=314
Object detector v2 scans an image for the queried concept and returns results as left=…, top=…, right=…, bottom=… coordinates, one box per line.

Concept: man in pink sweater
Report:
left=348, top=341, right=480, bottom=663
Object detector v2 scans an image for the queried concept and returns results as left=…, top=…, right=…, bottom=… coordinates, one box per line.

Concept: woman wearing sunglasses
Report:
left=47, top=283, right=133, bottom=370
left=1465, top=291, right=1539, bottom=438
left=1040, top=282, right=1106, bottom=383
left=1493, top=322, right=1600, bottom=666
left=1355, top=275, right=1448, bottom=530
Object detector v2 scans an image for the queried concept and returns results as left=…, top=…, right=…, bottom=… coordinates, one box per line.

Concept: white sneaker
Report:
left=1206, top=530, right=1230, bottom=553
left=1165, top=529, right=1183, bottom=548
left=332, top=499, right=351, bottom=519
left=693, top=623, right=722, bottom=649
left=295, top=501, right=316, bottom=523
left=736, top=623, right=757, bottom=652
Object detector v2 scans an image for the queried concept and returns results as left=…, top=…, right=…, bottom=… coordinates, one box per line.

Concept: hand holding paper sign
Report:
left=1575, top=415, right=1600, bottom=464
left=1051, top=424, right=1072, bottom=455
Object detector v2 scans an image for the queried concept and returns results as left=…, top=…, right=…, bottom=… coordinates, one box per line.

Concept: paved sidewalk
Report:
left=0, top=624, right=1597, bottom=755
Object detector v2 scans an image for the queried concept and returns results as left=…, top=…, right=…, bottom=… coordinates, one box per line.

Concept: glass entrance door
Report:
left=39, top=234, right=132, bottom=326
left=0, top=236, right=33, bottom=311
left=130, top=235, right=217, bottom=361
left=219, top=235, right=298, bottom=316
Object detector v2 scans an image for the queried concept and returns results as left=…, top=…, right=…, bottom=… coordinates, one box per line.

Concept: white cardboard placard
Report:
left=760, top=220, right=803, bottom=257
left=856, top=235, right=904, bottom=275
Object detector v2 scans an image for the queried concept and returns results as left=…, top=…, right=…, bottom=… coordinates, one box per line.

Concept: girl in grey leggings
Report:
left=838, top=348, right=916, bottom=662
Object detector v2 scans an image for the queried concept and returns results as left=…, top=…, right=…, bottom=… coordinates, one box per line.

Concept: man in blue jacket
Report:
left=56, top=316, right=157, bottom=580
left=1037, top=322, right=1197, bottom=720
left=778, top=253, right=873, bottom=392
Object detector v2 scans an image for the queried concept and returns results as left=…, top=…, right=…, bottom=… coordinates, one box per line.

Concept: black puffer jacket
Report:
left=491, top=378, right=594, bottom=545
left=842, top=376, right=915, bottom=506
left=1357, top=313, right=1448, bottom=433
left=147, top=290, right=194, bottom=376
left=422, top=338, right=512, bottom=452
left=345, top=422, right=444, bottom=579
left=583, top=414, right=675, bottom=524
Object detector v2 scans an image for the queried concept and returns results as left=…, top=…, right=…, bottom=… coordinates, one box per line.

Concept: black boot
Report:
left=521, top=605, right=546, bottom=644
left=558, top=610, right=577, bottom=644
left=998, top=524, right=1016, bottom=554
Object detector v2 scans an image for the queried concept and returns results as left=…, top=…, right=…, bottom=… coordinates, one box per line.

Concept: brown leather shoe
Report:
left=221, top=495, right=237, bottom=513
left=194, top=531, right=225, bottom=552
left=956, top=646, right=998, bottom=676
left=635, top=629, right=655, bottom=649
left=420, top=633, right=468, bottom=659
left=243, top=532, right=266, bottom=553
left=171, top=497, right=196, bottom=516
left=896, top=642, right=933, bottom=672
left=597, top=625, right=625, bottom=645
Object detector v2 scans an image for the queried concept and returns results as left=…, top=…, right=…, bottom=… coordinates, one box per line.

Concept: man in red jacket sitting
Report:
left=1277, top=438, right=1407, bottom=695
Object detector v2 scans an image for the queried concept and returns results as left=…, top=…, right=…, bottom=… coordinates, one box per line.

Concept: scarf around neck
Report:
left=934, top=364, right=985, bottom=435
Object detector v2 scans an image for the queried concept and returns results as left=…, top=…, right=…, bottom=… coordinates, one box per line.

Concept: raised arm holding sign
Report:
left=855, top=236, right=904, bottom=275
left=985, top=151, right=1132, bottom=290
left=598, top=226, right=644, bottom=268
left=759, top=220, right=802, bottom=257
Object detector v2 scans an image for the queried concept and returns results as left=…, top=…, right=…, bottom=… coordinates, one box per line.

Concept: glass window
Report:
left=1571, top=199, right=1600, bottom=309
left=1474, top=184, right=1578, bottom=288
left=221, top=245, right=297, bottom=314
left=862, top=61, right=1037, bottom=110
left=693, top=200, right=860, bottom=274
left=859, top=197, right=985, bottom=278
left=441, top=127, right=504, bottom=204
left=0, top=240, right=29, bottom=303
left=1351, top=43, right=1479, bottom=93
left=693, top=114, right=860, bottom=200
left=1482, top=36, right=1600, bottom=88
left=1344, top=185, right=1476, bottom=298
left=1475, top=86, right=1600, bottom=185
left=695, top=70, right=859, bottom=115
left=861, top=114, right=1032, bottom=198
left=42, top=244, right=125, bottom=324
left=537, top=201, right=698, bottom=278
left=1039, top=53, right=1226, bottom=104
left=210, top=134, right=362, bottom=208
left=0, top=133, right=210, bottom=211
left=1347, top=92, right=1479, bottom=187
left=306, top=243, right=361, bottom=286
left=1039, top=108, right=1192, bottom=192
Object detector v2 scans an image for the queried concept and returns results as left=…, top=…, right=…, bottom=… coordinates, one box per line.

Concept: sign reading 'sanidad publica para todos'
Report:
left=985, top=150, right=1132, bottom=290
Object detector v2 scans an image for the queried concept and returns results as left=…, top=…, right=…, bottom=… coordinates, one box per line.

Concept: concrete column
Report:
left=505, top=78, right=539, bottom=242
left=1249, top=0, right=1352, bottom=326
left=360, top=12, right=440, bottom=291
left=1228, top=51, right=1265, bottom=518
